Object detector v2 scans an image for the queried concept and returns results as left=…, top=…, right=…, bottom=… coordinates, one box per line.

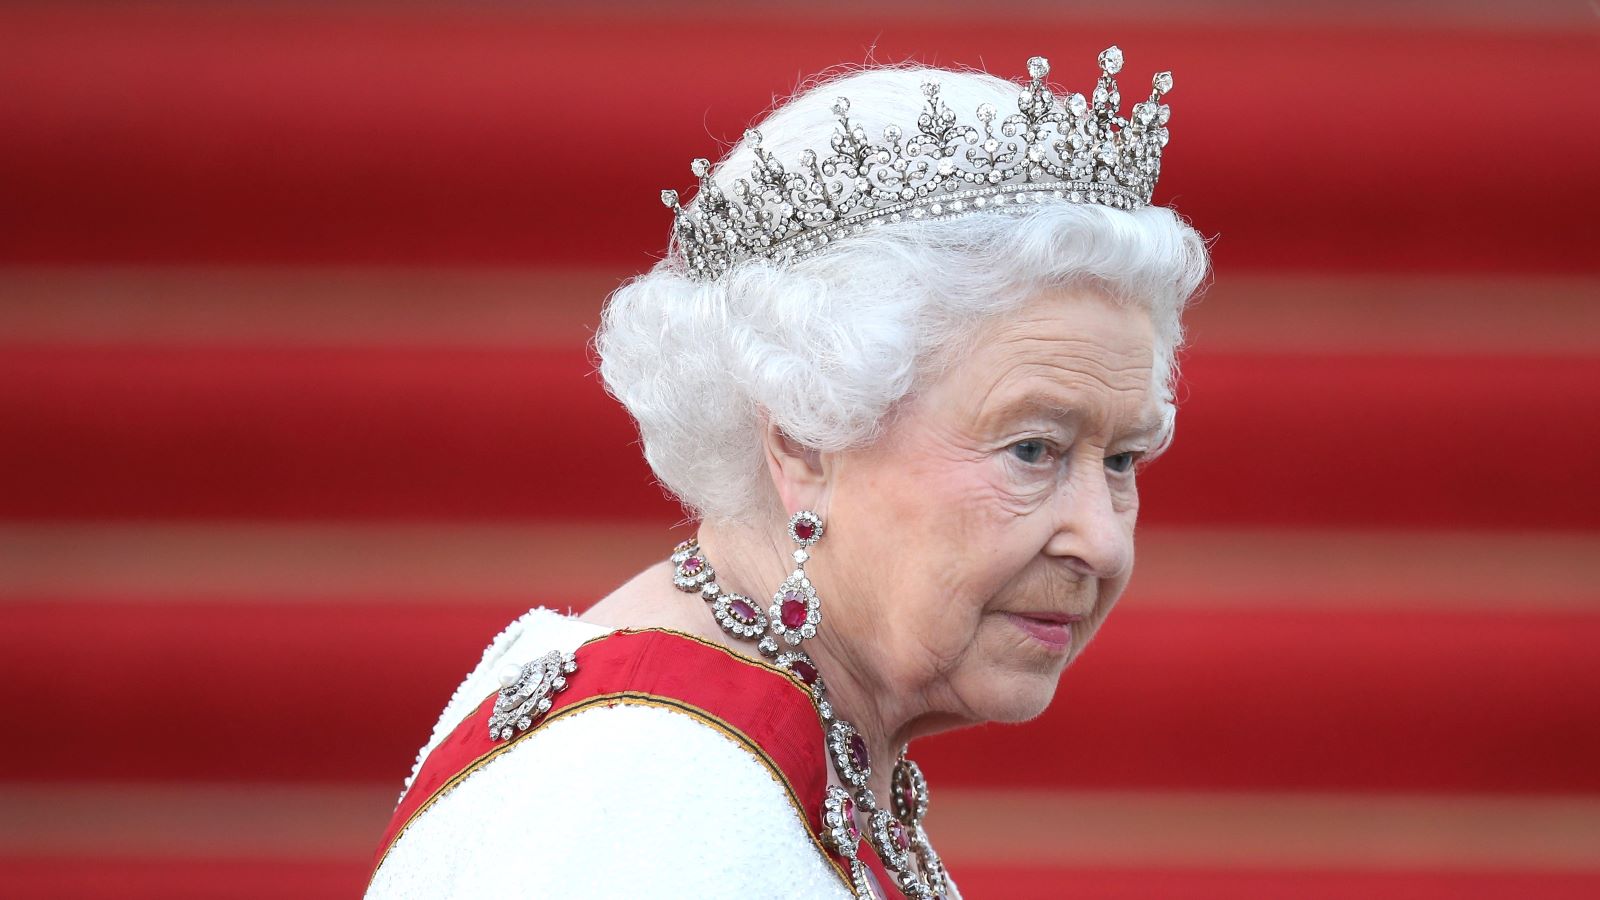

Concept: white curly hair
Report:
left=596, top=61, right=1210, bottom=524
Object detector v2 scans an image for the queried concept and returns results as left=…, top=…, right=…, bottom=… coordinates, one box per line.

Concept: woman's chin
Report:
left=971, top=672, right=1063, bottom=724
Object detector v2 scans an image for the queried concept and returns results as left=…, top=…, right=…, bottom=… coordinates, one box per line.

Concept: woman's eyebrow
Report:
left=995, top=394, right=1163, bottom=436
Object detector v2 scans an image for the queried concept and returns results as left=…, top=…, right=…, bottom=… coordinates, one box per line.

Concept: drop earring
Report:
left=764, top=510, right=825, bottom=652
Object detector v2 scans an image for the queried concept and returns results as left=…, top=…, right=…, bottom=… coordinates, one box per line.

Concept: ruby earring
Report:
left=767, top=510, right=824, bottom=649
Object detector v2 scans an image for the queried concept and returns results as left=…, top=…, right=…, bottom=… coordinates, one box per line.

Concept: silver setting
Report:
left=821, top=784, right=861, bottom=858
left=788, top=509, right=825, bottom=547
left=868, top=808, right=916, bottom=878
left=487, top=650, right=576, bottom=742
left=891, top=756, right=930, bottom=825
left=848, top=859, right=876, bottom=898
left=769, top=570, right=821, bottom=646
left=774, top=649, right=825, bottom=696
left=662, top=48, right=1174, bottom=280
left=827, top=720, right=871, bottom=789
left=711, top=592, right=768, bottom=639
left=672, top=549, right=714, bottom=591
left=912, top=824, right=950, bottom=897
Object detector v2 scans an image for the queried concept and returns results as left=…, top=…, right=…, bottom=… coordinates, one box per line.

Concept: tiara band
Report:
left=661, top=47, right=1173, bottom=281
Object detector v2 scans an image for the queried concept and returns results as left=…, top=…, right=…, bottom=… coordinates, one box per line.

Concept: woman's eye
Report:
left=1010, top=440, right=1050, bottom=465
left=1105, top=451, right=1138, bottom=474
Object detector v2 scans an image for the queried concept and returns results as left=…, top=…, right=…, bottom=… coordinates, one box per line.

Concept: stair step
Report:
left=6, top=524, right=1595, bottom=610
left=4, top=600, right=1595, bottom=791
left=4, top=345, right=1596, bottom=527
left=4, top=784, right=1597, bottom=899
left=1, top=10, right=1593, bottom=272
left=4, top=859, right=1593, bottom=900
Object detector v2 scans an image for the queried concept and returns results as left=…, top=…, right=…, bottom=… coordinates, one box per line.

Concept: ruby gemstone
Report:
left=790, top=658, right=819, bottom=686
left=682, top=556, right=704, bottom=574
left=794, top=519, right=816, bottom=542
left=842, top=797, right=859, bottom=843
left=780, top=592, right=808, bottom=629
left=901, top=784, right=918, bottom=816
left=889, top=820, right=909, bottom=852
left=730, top=597, right=757, bottom=622
left=848, top=733, right=870, bottom=772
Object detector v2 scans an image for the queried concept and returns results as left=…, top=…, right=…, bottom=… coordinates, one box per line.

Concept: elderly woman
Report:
left=369, top=47, right=1206, bottom=899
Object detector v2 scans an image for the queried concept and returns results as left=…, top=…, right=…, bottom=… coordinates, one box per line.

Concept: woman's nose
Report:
left=1043, top=459, right=1133, bottom=580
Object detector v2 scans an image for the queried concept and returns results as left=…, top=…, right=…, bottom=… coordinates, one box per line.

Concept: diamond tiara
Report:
left=661, top=47, right=1173, bottom=281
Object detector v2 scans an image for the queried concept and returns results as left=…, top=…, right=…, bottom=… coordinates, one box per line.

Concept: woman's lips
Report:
left=1006, top=612, right=1078, bottom=652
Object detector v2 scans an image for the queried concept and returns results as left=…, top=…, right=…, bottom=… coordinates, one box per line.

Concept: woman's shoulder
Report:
left=395, top=607, right=613, bottom=802
left=370, top=697, right=851, bottom=898
left=370, top=608, right=854, bottom=899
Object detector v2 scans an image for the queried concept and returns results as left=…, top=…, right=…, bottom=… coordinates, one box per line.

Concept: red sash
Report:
left=370, top=627, right=903, bottom=896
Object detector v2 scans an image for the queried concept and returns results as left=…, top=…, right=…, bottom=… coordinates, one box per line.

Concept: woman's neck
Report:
left=696, top=518, right=918, bottom=804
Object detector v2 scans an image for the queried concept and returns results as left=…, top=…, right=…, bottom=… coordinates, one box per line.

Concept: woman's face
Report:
left=819, top=286, right=1162, bottom=727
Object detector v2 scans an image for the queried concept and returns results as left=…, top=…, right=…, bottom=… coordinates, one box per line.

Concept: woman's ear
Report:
left=761, top=415, right=828, bottom=515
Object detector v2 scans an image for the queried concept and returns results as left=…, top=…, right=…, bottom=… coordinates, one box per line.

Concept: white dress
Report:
left=366, top=607, right=860, bottom=899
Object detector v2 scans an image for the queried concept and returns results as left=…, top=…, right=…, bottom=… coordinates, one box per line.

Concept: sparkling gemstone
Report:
left=849, top=733, right=870, bottom=772
left=1026, top=56, right=1050, bottom=79
left=781, top=592, right=808, bottom=628
left=791, top=658, right=819, bottom=686
left=682, top=556, right=704, bottom=574
left=832, top=96, right=851, bottom=116
left=889, top=820, right=909, bottom=852
left=794, top=519, right=816, bottom=542
left=1153, top=71, right=1174, bottom=94
left=843, top=797, right=860, bottom=842
left=1099, top=46, right=1124, bottom=74
left=690, top=158, right=711, bottom=177
left=976, top=102, right=995, bottom=123
left=659, top=189, right=678, bottom=208
left=1067, top=93, right=1088, bottom=117
left=730, top=597, right=758, bottom=622
left=902, top=783, right=918, bottom=816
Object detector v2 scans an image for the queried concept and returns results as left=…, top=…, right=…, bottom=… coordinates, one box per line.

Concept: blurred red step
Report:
left=948, top=866, right=1600, bottom=900
left=0, top=8, right=1594, bottom=272
left=3, top=859, right=1597, bottom=900
left=3, top=345, right=1597, bottom=528
left=0, top=858, right=365, bottom=900
left=4, top=599, right=1596, bottom=792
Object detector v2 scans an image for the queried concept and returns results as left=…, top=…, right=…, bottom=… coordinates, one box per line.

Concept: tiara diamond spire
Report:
left=662, top=48, right=1174, bottom=281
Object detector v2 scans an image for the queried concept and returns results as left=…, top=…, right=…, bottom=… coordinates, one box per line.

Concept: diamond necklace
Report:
left=669, top=534, right=950, bottom=900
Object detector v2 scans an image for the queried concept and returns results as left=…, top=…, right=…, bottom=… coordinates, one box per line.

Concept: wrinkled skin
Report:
left=585, top=285, right=1165, bottom=802
left=790, top=286, right=1163, bottom=747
